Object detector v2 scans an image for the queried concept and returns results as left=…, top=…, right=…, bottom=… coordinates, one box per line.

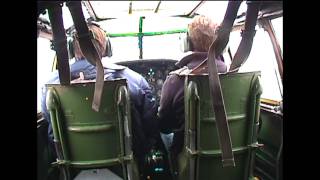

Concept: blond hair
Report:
left=73, top=24, right=107, bottom=60
left=188, top=15, right=219, bottom=52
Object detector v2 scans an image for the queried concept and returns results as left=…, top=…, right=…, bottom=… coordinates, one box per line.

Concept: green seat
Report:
left=177, top=71, right=262, bottom=180
left=46, top=79, right=139, bottom=180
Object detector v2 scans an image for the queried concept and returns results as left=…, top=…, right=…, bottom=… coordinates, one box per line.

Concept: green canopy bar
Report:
left=103, top=16, right=188, bottom=59
left=108, top=29, right=187, bottom=37
left=138, top=16, right=145, bottom=59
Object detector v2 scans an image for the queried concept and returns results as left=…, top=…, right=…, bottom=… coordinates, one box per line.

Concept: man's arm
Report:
left=158, top=75, right=178, bottom=133
left=139, top=77, right=158, bottom=139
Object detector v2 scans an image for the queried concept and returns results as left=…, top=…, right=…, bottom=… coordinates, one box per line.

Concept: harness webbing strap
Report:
left=207, top=43, right=235, bottom=167
left=214, top=1, right=243, bottom=57
left=47, top=2, right=70, bottom=85
left=229, top=1, right=261, bottom=72
left=191, top=1, right=243, bottom=167
left=67, top=1, right=104, bottom=112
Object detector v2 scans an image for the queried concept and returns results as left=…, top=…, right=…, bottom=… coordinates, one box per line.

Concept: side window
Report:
left=37, top=37, right=56, bottom=112
left=228, top=24, right=283, bottom=102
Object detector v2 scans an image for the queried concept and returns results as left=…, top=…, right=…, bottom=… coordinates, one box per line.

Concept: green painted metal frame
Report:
left=106, top=16, right=187, bottom=60
left=254, top=108, right=283, bottom=180
left=178, top=71, right=262, bottom=180
left=46, top=79, right=136, bottom=180
left=108, top=29, right=187, bottom=38
left=117, top=85, right=134, bottom=179
left=138, top=16, right=144, bottom=59
left=107, top=27, right=187, bottom=60
left=186, top=81, right=199, bottom=180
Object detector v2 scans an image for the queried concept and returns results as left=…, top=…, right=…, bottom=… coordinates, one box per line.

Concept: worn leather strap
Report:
left=204, top=1, right=245, bottom=168
left=207, top=42, right=235, bottom=167
left=191, top=1, right=243, bottom=167
left=229, top=1, right=261, bottom=72
left=214, top=1, right=243, bottom=57
left=47, top=2, right=70, bottom=85
left=67, top=1, right=104, bottom=112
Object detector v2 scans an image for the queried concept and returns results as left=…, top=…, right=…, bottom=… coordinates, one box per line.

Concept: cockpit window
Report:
left=228, top=21, right=283, bottom=102
left=38, top=4, right=90, bottom=29
left=99, top=16, right=191, bottom=61
left=89, top=1, right=248, bottom=21
left=90, top=1, right=201, bottom=18
left=196, top=1, right=247, bottom=23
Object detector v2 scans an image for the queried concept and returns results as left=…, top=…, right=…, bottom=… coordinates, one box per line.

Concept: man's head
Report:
left=188, top=15, right=219, bottom=52
left=72, top=24, right=107, bottom=60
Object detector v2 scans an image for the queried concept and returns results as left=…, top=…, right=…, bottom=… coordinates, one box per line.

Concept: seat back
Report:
left=46, top=79, right=137, bottom=179
left=178, top=71, right=262, bottom=180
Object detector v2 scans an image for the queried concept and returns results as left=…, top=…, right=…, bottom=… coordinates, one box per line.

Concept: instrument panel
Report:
left=116, top=59, right=178, bottom=103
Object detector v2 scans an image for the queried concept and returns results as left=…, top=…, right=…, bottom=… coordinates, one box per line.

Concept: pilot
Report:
left=158, top=15, right=227, bottom=171
left=41, top=23, right=159, bottom=173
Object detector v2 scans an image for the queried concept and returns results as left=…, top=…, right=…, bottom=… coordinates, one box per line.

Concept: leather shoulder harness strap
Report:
left=47, top=2, right=71, bottom=85
left=188, top=1, right=245, bottom=167
left=67, top=1, right=104, bottom=112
